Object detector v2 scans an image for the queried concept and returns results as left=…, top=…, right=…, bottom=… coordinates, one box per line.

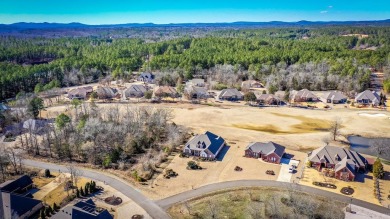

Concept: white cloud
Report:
left=328, top=5, right=333, bottom=8
left=320, top=10, right=328, bottom=14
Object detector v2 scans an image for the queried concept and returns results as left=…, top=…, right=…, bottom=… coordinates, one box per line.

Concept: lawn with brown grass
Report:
left=168, top=187, right=346, bottom=219
left=232, top=113, right=332, bottom=134
left=32, top=172, right=59, bottom=188
left=41, top=177, right=91, bottom=206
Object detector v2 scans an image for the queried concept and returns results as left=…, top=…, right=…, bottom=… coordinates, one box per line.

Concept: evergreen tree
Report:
left=28, top=97, right=44, bottom=119
left=44, top=206, right=51, bottom=217
left=373, top=157, right=385, bottom=179
left=76, top=188, right=80, bottom=198
left=80, top=186, right=85, bottom=196
left=40, top=208, right=46, bottom=219
left=53, top=203, right=58, bottom=212
left=84, top=183, right=89, bottom=195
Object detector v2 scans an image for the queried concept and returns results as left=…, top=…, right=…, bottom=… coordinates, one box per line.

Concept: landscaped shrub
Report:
left=44, top=169, right=51, bottom=177
left=187, top=161, right=202, bottom=170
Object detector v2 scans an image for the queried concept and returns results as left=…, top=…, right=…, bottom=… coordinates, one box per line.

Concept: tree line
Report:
left=1, top=26, right=390, bottom=100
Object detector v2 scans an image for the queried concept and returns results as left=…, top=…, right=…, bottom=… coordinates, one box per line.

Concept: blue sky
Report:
left=0, top=0, right=389, bottom=24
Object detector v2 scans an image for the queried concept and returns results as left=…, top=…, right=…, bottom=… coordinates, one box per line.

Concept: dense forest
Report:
left=1, top=26, right=390, bottom=100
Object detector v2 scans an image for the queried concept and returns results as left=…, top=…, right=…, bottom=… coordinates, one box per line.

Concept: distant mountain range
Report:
left=1, top=19, right=390, bottom=30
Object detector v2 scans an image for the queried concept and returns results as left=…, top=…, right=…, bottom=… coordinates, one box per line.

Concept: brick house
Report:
left=245, top=141, right=285, bottom=164
left=308, top=145, right=367, bottom=181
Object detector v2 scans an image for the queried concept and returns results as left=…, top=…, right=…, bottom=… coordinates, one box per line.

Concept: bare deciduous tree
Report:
left=67, top=164, right=83, bottom=189
left=370, top=138, right=390, bottom=158
left=329, top=118, right=342, bottom=141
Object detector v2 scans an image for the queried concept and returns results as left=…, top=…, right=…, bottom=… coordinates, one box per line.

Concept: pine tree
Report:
left=373, top=157, right=384, bottom=179
left=47, top=206, right=53, bottom=215
left=84, top=184, right=89, bottom=195
left=76, top=188, right=80, bottom=197
left=53, top=203, right=58, bottom=212
left=40, top=208, right=46, bottom=219
left=80, top=186, right=85, bottom=196
left=44, top=206, right=51, bottom=217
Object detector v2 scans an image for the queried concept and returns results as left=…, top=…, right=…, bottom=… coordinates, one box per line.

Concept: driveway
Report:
left=277, top=159, right=300, bottom=182
left=22, top=159, right=170, bottom=219
left=23, top=159, right=390, bottom=218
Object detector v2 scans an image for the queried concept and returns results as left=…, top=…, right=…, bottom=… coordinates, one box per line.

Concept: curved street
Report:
left=21, top=159, right=171, bottom=219
left=23, top=159, right=390, bottom=218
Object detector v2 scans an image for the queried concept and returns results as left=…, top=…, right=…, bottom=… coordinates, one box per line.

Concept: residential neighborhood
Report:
left=1, top=6, right=390, bottom=218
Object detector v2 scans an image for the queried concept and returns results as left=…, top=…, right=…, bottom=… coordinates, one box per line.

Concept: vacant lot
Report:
left=168, top=187, right=346, bottom=219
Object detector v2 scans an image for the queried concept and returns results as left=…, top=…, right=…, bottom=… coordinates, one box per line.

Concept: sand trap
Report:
left=358, top=113, right=388, bottom=118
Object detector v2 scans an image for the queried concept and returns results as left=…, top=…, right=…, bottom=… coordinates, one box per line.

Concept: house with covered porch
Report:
left=183, top=131, right=225, bottom=160
left=308, top=145, right=367, bottom=181
left=244, top=141, right=285, bottom=164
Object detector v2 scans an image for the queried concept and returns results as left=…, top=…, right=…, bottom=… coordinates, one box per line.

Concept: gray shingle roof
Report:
left=291, top=89, right=318, bottom=100
left=308, top=145, right=366, bottom=168
left=185, top=131, right=225, bottom=156
left=334, top=157, right=357, bottom=173
left=125, top=85, right=147, bottom=98
left=218, top=88, right=243, bottom=99
left=246, top=141, right=285, bottom=157
left=322, top=91, right=347, bottom=101
left=355, top=90, right=380, bottom=103
left=96, top=87, right=116, bottom=99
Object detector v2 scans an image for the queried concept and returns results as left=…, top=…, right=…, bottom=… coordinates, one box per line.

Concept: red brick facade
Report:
left=245, top=150, right=281, bottom=164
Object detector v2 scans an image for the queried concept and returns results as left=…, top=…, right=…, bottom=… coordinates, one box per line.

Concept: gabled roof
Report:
left=355, top=90, right=380, bottom=103
left=245, top=141, right=285, bottom=157
left=139, top=72, right=155, bottom=79
left=185, top=86, right=207, bottom=95
left=218, top=88, right=243, bottom=99
left=125, top=85, right=147, bottom=97
left=0, top=175, right=33, bottom=193
left=185, top=131, right=225, bottom=155
left=0, top=191, right=42, bottom=218
left=96, top=87, right=116, bottom=99
left=68, top=87, right=87, bottom=99
left=291, top=89, right=318, bottom=99
left=52, top=199, right=113, bottom=219
left=255, top=94, right=278, bottom=101
left=322, top=91, right=347, bottom=101
left=241, top=80, right=264, bottom=87
left=154, top=86, right=178, bottom=96
left=334, top=157, right=357, bottom=174
left=308, top=145, right=366, bottom=168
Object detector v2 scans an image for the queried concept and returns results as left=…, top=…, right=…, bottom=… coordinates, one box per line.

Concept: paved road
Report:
left=156, top=180, right=390, bottom=216
left=24, top=159, right=390, bottom=218
left=22, top=159, right=171, bottom=219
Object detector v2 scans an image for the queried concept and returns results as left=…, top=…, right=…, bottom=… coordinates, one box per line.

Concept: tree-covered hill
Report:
left=1, top=26, right=390, bottom=100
